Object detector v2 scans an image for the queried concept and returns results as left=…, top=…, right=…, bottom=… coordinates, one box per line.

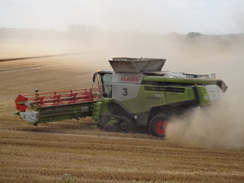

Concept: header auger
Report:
left=15, top=57, right=227, bottom=137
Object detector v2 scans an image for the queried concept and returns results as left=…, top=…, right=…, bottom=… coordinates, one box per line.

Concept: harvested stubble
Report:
left=0, top=50, right=243, bottom=183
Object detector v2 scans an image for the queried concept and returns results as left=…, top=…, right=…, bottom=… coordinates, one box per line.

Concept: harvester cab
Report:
left=15, top=57, right=227, bottom=137
left=93, top=70, right=113, bottom=98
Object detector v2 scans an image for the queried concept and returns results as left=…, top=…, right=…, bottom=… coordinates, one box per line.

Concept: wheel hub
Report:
left=154, top=121, right=166, bottom=135
left=120, top=122, right=127, bottom=130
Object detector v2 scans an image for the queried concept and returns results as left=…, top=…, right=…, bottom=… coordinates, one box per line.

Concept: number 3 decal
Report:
left=123, top=88, right=128, bottom=96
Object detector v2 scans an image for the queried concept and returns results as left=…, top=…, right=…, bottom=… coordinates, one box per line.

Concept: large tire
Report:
left=98, top=113, right=135, bottom=133
left=149, top=114, right=168, bottom=137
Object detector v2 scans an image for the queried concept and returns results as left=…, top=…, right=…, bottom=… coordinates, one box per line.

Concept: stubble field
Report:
left=0, top=43, right=244, bottom=183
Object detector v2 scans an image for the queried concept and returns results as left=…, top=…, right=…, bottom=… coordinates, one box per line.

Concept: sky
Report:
left=0, top=0, right=244, bottom=34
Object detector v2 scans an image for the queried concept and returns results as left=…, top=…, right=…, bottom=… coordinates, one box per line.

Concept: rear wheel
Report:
left=149, top=114, right=168, bottom=137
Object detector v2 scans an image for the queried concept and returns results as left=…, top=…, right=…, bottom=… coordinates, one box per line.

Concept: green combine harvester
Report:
left=15, top=57, right=228, bottom=137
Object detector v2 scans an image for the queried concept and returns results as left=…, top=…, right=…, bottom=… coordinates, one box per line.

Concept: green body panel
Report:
left=121, top=85, right=165, bottom=114
left=99, top=98, right=111, bottom=114
left=164, top=87, right=196, bottom=104
left=196, top=86, right=209, bottom=105
left=120, top=85, right=197, bottom=114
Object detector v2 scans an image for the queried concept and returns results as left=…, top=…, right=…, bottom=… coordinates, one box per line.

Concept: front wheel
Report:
left=149, top=114, right=168, bottom=138
left=99, top=113, right=135, bottom=133
left=117, top=115, right=135, bottom=133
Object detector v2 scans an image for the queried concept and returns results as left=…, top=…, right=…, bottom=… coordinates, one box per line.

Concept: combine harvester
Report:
left=15, top=57, right=227, bottom=137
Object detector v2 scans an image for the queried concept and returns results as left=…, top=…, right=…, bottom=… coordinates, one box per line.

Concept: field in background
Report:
left=0, top=39, right=244, bottom=182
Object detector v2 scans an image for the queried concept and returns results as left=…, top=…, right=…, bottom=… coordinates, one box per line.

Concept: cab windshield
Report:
left=101, top=73, right=112, bottom=97
left=93, top=71, right=113, bottom=98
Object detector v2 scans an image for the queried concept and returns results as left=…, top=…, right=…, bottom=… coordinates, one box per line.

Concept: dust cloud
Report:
left=165, top=38, right=244, bottom=151
left=166, top=101, right=244, bottom=150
